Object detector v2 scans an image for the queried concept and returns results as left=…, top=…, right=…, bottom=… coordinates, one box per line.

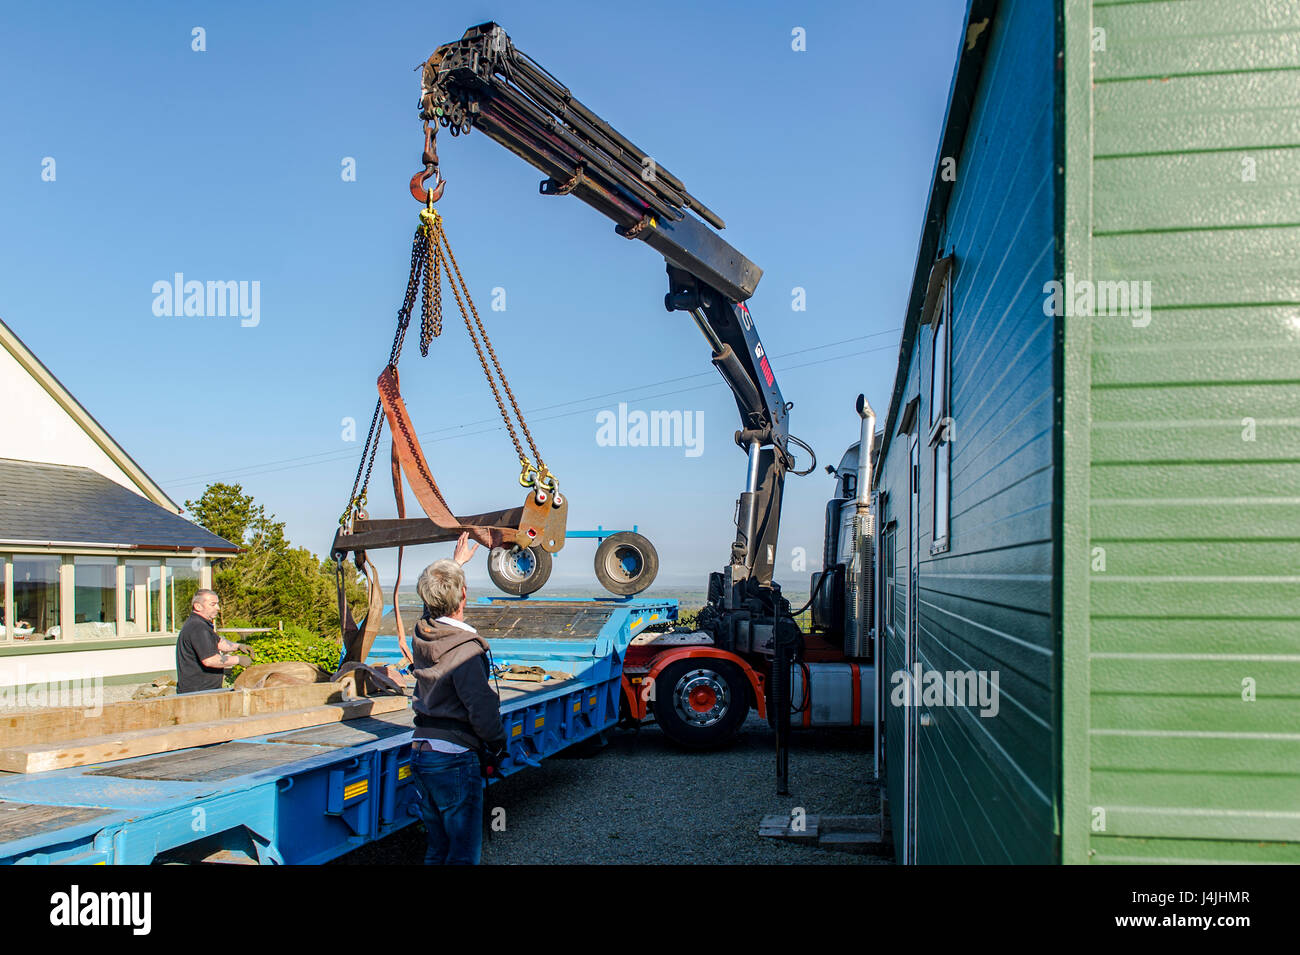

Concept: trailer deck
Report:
left=0, top=596, right=675, bottom=864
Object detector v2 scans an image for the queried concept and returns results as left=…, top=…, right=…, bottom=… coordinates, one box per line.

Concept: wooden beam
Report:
left=0, top=682, right=392, bottom=748
left=333, top=509, right=524, bottom=553
left=0, top=695, right=410, bottom=774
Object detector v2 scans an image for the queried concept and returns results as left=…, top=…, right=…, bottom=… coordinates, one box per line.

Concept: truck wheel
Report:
left=593, top=531, right=658, bottom=596
left=652, top=658, right=750, bottom=749
left=487, top=544, right=552, bottom=596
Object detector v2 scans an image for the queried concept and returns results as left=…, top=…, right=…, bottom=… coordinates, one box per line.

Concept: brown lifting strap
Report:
left=339, top=551, right=386, bottom=666
left=339, top=366, right=526, bottom=665
left=379, top=364, right=518, bottom=549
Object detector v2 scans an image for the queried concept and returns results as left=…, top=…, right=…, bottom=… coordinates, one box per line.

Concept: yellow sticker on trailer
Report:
left=588, top=696, right=596, bottom=706
left=398, top=764, right=411, bottom=780
left=534, top=716, right=545, bottom=729
left=512, top=725, right=522, bottom=737
left=573, top=700, right=580, bottom=712
left=344, top=779, right=368, bottom=800
left=631, top=617, right=643, bottom=630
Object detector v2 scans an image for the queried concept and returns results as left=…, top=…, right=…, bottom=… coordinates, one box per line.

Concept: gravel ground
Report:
left=335, top=715, right=891, bottom=865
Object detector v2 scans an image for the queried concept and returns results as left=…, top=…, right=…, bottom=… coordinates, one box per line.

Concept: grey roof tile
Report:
left=0, top=459, right=238, bottom=552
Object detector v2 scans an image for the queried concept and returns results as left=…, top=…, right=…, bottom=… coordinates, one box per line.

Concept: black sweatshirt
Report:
left=409, top=614, right=507, bottom=752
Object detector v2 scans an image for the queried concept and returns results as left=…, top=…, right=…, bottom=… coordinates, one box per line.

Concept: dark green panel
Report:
left=875, top=0, right=1060, bottom=865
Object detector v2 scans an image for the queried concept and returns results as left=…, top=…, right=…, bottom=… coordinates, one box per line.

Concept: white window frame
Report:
left=928, top=272, right=953, bottom=555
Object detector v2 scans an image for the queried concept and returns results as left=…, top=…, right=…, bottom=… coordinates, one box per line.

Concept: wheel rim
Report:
left=603, top=543, right=643, bottom=582
left=673, top=668, right=730, bottom=727
left=496, top=546, right=536, bottom=583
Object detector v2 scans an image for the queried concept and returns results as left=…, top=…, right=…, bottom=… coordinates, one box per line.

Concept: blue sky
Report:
left=0, top=0, right=966, bottom=590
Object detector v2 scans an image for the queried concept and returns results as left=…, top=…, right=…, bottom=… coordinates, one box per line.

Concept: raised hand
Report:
left=453, top=531, right=480, bottom=566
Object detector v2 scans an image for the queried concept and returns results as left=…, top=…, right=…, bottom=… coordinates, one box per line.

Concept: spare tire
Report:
left=593, top=531, right=658, bottom=596
left=487, top=544, right=553, bottom=596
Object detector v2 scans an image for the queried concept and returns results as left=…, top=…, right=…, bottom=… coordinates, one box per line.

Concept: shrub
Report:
left=225, top=620, right=343, bottom=683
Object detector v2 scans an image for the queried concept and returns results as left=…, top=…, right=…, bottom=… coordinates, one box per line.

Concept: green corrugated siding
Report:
left=1072, top=0, right=1300, bottom=862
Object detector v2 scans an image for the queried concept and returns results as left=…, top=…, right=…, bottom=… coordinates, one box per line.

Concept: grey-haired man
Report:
left=408, top=532, right=508, bottom=864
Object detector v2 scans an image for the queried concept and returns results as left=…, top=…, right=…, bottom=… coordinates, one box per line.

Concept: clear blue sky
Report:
left=0, top=0, right=966, bottom=590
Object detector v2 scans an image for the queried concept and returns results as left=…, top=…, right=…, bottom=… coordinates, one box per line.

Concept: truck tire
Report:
left=593, top=531, right=658, bottom=596
left=487, top=544, right=552, bottom=596
left=651, top=658, right=750, bottom=749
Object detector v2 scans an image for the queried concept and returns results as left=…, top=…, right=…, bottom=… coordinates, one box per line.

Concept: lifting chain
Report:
left=420, top=204, right=551, bottom=488
left=340, top=223, right=434, bottom=526
left=340, top=185, right=556, bottom=529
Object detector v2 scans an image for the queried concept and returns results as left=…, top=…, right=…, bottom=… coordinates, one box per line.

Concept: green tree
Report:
left=185, top=483, right=260, bottom=547
left=184, top=482, right=369, bottom=638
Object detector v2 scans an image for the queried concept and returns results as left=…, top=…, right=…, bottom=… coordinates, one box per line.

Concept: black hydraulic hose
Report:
left=791, top=661, right=811, bottom=715
left=790, top=565, right=831, bottom=619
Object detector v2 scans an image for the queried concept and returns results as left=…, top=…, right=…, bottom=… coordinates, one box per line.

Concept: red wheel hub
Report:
left=688, top=686, right=717, bottom=712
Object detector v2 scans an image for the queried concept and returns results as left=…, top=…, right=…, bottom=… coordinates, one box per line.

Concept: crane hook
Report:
left=409, top=121, right=446, bottom=204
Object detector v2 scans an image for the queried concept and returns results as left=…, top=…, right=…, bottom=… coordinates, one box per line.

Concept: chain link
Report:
left=341, top=226, right=433, bottom=524
left=340, top=207, right=552, bottom=527
left=428, top=218, right=546, bottom=475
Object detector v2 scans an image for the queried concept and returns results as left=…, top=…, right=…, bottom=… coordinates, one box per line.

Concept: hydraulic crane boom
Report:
left=417, top=21, right=809, bottom=591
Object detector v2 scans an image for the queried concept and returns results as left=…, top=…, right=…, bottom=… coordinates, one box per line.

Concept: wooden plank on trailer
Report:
left=85, top=742, right=318, bottom=781
left=0, top=802, right=113, bottom=843
left=0, top=682, right=375, bottom=748
left=0, top=695, right=410, bottom=774
left=267, top=711, right=415, bottom=747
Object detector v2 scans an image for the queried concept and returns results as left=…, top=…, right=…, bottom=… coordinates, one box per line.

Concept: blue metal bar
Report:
left=563, top=524, right=638, bottom=540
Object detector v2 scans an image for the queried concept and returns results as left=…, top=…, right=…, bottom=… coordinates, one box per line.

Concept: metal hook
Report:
left=409, top=121, right=446, bottom=204
left=410, top=167, right=446, bottom=204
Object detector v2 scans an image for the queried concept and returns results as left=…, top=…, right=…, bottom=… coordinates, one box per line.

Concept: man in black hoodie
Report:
left=408, top=532, right=507, bottom=865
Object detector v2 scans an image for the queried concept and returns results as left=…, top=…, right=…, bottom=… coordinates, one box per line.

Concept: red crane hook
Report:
left=409, top=121, right=446, bottom=204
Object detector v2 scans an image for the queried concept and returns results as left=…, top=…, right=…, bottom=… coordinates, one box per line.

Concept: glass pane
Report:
left=930, top=310, right=947, bottom=429
left=885, top=530, right=896, bottom=629
left=167, top=558, right=201, bottom=631
left=124, top=560, right=164, bottom=635
left=13, top=556, right=61, bottom=640
left=934, top=440, right=951, bottom=542
left=0, top=556, right=7, bottom=640
left=73, top=557, right=118, bottom=638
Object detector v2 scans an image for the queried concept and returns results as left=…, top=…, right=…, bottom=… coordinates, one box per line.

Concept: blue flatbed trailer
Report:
left=0, top=596, right=675, bottom=865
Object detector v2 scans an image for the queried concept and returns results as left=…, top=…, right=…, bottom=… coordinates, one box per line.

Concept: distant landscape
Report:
left=388, top=585, right=811, bottom=614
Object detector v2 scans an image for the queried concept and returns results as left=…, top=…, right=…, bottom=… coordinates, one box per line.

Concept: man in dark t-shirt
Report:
left=175, top=590, right=251, bottom=693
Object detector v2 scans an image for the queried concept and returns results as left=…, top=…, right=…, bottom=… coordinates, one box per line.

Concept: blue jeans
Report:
left=410, top=748, right=484, bottom=865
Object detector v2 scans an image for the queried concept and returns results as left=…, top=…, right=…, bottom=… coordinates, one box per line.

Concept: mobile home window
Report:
left=930, top=273, right=952, bottom=554
left=883, top=525, right=897, bottom=633
left=928, top=273, right=950, bottom=435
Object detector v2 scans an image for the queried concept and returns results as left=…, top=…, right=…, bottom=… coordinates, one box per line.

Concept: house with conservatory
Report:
left=0, top=315, right=238, bottom=697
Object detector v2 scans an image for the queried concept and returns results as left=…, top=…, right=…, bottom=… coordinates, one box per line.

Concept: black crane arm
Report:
left=418, top=21, right=804, bottom=587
